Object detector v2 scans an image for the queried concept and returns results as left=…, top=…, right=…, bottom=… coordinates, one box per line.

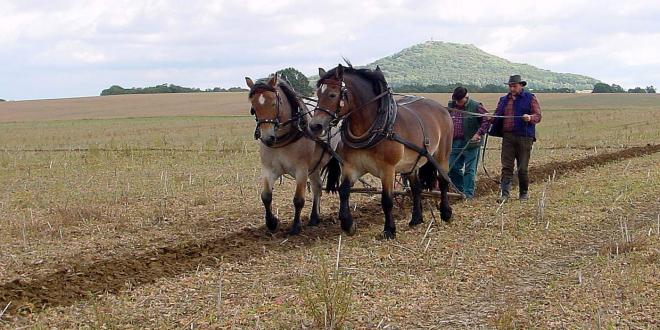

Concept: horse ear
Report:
left=335, top=64, right=344, bottom=79
left=375, top=65, right=382, bottom=72
left=267, top=74, right=278, bottom=88
left=318, top=68, right=326, bottom=77
left=245, top=77, right=255, bottom=89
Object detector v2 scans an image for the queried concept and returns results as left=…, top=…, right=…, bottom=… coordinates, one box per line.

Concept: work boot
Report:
left=497, top=180, right=511, bottom=204
left=519, top=176, right=529, bottom=202
left=519, top=193, right=529, bottom=202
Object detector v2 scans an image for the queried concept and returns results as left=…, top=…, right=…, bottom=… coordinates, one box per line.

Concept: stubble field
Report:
left=0, top=92, right=658, bottom=328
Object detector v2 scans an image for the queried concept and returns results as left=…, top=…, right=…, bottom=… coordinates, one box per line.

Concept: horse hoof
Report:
left=440, top=207, right=453, bottom=222
left=379, top=230, right=396, bottom=240
left=341, top=218, right=356, bottom=236
left=287, top=224, right=302, bottom=236
left=266, top=216, right=279, bottom=232
left=308, top=215, right=320, bottom=227
left=409, top=216, right=424, bottom=227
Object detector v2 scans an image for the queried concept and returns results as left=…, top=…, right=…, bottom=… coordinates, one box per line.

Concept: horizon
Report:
left=2, top=1, right=659, bottom=100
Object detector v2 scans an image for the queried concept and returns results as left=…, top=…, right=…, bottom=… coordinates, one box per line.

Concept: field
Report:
left=0, top=93, right=658, bottom=328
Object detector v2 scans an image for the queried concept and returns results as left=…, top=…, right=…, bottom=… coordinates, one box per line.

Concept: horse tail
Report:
left=322, top=156, right=341, bottom=193
left=418, top=161, right=437, bottom=191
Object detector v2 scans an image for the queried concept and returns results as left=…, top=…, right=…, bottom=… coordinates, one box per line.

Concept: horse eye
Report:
left=329, top=93, right=337, bottom=98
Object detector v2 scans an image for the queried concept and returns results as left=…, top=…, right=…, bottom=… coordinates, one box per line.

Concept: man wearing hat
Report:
left=448, top=86, right=491, bottom=199
left=489, top=75, right=542, bottom=202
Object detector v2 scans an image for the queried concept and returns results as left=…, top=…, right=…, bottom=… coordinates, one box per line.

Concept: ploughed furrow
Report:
left=475, top=144, right=660, bottom=196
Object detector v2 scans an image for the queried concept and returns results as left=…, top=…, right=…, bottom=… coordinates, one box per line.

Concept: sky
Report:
left=1, top=0, right=659, bottom=100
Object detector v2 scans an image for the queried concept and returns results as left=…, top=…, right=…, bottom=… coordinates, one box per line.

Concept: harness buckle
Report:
left=424, top=137, right=430, bottom=147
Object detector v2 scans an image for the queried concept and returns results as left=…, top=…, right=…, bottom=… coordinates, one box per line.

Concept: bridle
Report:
left=314, top=77, right=391, bottom=128
left=312, top=78, right=349, bottom=127
left=250, top=85, right=301, bottom=143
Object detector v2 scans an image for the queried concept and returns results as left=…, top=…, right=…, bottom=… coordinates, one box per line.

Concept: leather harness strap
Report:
left=319, top=82, right=462, bottom=195
left=396, top=105, right=430, bottom=176
left=249, top=81, right=308, bottom=149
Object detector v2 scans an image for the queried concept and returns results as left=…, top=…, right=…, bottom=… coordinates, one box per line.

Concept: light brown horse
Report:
left=307, top=64, right=454, bottom=239
left=245, top=74, right=339, bottom=235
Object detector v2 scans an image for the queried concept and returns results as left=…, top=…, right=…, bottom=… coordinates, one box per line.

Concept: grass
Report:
left=300, top=238, right=353, bottom=329
left=0, top=93, right=658, bottom=328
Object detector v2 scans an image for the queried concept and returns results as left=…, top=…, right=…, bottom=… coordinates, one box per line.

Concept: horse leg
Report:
left=381, top=166, right=397, bottom=239
left=434, top=140, right=453, bottom=222
left=261, top=170, right=279, bottom=232
left=308, top=171, right=322, bottom=226
left=338, top=172, right=357, bottom=236
left=408, top=173, right=424, bottom=227
left=288, top=170, right=307, bottom=236
left=439, top=176, right=453, bottom=222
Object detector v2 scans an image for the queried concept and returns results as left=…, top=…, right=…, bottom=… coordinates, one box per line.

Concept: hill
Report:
left=346, top=41, right=601, bottom=90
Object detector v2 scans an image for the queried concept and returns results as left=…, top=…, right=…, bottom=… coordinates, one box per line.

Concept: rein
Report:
left=447, top=107, right=526, bottom=119
left=481, top=133, right=501, bottom=184
left=250, top=83, right=345, bottom=176
left=314, top=75, right=463, bottom=196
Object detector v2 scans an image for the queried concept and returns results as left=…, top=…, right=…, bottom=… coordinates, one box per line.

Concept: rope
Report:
left=447, top=107, right=525, bottom=119
left=481, top=133, right=501, bottom=184
left=390, top=93, right=526, bottom=119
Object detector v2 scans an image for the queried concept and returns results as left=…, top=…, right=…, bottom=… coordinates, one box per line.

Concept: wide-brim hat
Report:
left=505, top=75, right=527, bottom=86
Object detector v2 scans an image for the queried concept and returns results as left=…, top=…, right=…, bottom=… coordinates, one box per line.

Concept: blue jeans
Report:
left=449, top=139, right=481, bottom=198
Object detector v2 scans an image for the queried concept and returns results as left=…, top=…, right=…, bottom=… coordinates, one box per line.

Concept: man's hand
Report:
left=522, top=114, right=532, bottom=122
left=470, top=133, right=481, bottom=143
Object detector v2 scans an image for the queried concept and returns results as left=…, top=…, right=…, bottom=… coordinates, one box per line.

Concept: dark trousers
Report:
left=500, top=133, right=534, bottom=195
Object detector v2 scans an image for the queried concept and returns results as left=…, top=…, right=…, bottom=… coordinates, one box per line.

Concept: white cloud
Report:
left=0, top=0, right=659, bottom=99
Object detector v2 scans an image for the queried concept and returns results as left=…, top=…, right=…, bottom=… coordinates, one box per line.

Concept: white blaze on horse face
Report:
left=321, top=84, right=327, bottom=94
left=258, top=94, right=266, bottom=105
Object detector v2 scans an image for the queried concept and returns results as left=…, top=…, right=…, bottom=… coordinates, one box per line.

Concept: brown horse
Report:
left=245, top=74, right=339, bottom=235
left=307, top=64, right=454, bottom=239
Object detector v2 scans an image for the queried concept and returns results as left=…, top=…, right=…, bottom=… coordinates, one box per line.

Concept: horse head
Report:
left=246, top=74, right=292, bottom=146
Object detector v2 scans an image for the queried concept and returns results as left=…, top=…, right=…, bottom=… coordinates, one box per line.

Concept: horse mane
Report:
left=277, top=78, right=302, bottom=112
left=248, top=79, right=274, bottom=98
left=317, top=62, right=388, bottom=96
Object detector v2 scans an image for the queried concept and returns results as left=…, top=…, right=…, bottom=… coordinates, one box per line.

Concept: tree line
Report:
left=100, top=68, right=316, bottom=97
left=393, top=83, right=575, bottom=94
left=100, top=84, right=247, bottom=96
left=98, top=69, right=656, bottom=97
left=592, top=83, right=656, bottom=93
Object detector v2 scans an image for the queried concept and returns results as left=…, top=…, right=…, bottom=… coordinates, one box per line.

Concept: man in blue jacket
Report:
left=489, top=75, right=542, bottom=202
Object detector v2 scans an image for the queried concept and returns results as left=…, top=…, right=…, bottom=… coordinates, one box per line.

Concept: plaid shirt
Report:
left=503, top=93, right=542, bottom=132
left=451, top=100, right=490, bottom=139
